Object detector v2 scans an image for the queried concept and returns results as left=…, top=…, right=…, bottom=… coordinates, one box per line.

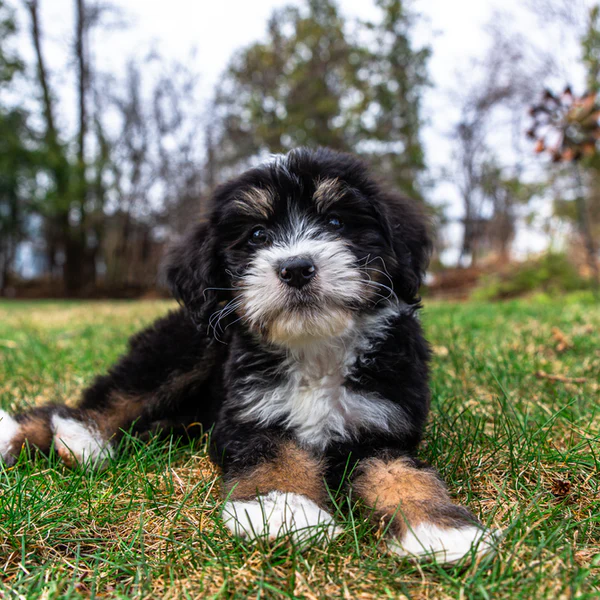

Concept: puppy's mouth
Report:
left=281, top=287, right=324, bottom=308
left=262, top=304, right=356, bottom=346
left=237, top=286, right=358, bottom=346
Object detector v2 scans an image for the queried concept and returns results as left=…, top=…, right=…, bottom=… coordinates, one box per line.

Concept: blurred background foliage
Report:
left=0, top=0, right=598, bottom=300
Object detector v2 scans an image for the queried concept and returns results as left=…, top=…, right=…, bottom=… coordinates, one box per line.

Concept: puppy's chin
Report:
left=265, top=307, right=355, bottom=347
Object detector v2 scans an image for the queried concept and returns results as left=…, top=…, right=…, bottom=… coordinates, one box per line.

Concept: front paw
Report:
left=222, top=491, right=340, bottom=548
left=387, top=522, right=498, bottom=564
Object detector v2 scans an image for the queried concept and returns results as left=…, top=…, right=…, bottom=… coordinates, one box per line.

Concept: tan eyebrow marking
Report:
left=233, top=187, right=275, bottom=219
left=313, top=177, right=347, bottom=212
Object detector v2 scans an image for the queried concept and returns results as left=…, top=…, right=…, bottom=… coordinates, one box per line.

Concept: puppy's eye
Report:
left=249, top=227, right=270, bottom=246
left=327, top=215, right=344, bottom=230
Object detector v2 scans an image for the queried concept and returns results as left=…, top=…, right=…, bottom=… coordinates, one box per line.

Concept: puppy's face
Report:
left=167, top=149, right=431, bottom=347
left=220, top=179, right=388, bottom=345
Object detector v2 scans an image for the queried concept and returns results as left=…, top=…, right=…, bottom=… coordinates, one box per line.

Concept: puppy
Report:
left=0, top=148, right=495, bottom=562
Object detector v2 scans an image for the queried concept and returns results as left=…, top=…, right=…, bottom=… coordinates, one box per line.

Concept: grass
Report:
left=0, top=295, right=598, bottom=599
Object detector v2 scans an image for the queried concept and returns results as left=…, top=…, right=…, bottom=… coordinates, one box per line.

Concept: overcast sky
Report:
left=12, top=0, right=592, bottom=261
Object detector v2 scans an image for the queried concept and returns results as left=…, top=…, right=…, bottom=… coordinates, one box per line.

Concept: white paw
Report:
left=388, top=522, right=498, bottom=564
left=51, top=415, right=113, bottom=469
left=0, top=409, right=20, bottom=466
left=223, top=491, right=340, bottom=548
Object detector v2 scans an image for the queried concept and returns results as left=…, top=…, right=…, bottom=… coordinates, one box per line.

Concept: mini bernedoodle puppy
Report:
left=0, top=148, right=496, bottom=563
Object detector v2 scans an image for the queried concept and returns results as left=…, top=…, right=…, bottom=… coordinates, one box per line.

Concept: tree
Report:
left=103, top=55, right=206, bottom=287
left=0, top=0, right=37, bottom=294
left=449, top=25, right=549, bottom=266
left=358, top=0, right=430, bottom=198
left=213, top=0, right=430, bottom=199
left=23, top=0, right=119, bottom=294
left=528, top=87, right=600, bottom=291
left=525, top=2, right=600, bottom=292
left=479, top=162, right=543, bottom=263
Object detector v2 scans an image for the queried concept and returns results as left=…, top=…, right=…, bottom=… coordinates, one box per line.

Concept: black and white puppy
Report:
left=0, top=148, right=495, bottom=562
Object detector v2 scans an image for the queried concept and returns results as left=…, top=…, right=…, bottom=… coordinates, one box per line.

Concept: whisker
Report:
left=364, top=266, right=394, bottom=285
left=208, top=298, right=242, bottom=340
left=224, top=314, right=246, bottom=331
left=362, top=280, right=399, bottom=306
left=363, top=279, right=396, bottom=296
left=361, top=267, right=394, bottom=305
left=362, top=289, right=391, bottom=305
left=362, top=282, right=393, bottom=298
left=209, top=303, right=241, bottom=332
left=225, top=268, right=245, bottom=278
left=363, top=255, right=393, bottom=273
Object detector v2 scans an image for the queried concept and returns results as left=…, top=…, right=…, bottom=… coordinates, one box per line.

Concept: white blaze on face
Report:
left=239, top=217, right=364, bottom=345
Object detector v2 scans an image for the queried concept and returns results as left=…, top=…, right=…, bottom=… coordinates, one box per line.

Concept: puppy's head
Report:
left=165, top=148, right=431, bottom=347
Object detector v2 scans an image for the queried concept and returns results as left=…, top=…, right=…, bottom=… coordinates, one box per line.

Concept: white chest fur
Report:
left=238, top=307, right=407, bottom=450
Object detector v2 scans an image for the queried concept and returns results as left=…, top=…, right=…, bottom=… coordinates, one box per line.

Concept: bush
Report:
left=472, top=252, right=591, bottom=301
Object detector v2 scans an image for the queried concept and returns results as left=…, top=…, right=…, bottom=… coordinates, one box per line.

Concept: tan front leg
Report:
left=353, top=456, right=496, bottom=563
left=221, top=441, right=339, bottom=547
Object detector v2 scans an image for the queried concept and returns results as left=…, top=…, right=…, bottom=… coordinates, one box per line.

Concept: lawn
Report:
left=0, top=296, right=598, bottom=599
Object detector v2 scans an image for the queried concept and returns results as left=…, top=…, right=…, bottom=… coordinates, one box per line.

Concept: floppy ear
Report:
left=379, top=193, right=433, bottom=304
left=163, top=220, right=226, bottom=326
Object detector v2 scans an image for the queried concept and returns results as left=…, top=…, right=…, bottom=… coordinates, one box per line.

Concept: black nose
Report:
left=278, top=257, right=317, bottom=289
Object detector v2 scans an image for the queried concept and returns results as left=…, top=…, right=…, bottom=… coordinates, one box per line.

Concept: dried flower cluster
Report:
left=527, top=87, right=600, bottom=162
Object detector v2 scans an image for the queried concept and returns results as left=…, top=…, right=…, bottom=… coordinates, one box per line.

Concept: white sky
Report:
left=11, top=0, right=592, bottom=262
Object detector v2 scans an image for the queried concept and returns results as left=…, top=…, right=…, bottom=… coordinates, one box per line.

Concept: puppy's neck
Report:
left=284, top=303, right=403, bottom=372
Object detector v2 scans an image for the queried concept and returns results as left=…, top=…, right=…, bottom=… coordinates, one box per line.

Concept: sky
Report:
left=11, top=0, right=592, bottom=263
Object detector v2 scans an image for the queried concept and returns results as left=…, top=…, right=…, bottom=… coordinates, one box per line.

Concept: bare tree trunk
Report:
left=574, top=164, right=599, bottom=297
left=74, top=0, right=95, bottom=292
left=76, top=0, right=87, bottom=170
left=459, top=205, right=476, bottom=268
left=25, top=0, right=81, bottom=294
left=26, top=0, right=57, bottom=145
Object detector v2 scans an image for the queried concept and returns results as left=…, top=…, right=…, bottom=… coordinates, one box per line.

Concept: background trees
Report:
left=213, top=0, right=429, bottom=199
left=0, top=0, right=35, bottom=295
left=0, top=0, right=598, bottom=297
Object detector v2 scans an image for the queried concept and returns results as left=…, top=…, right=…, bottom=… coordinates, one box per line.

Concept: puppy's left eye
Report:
left=327, top=215, right=344, bottom=230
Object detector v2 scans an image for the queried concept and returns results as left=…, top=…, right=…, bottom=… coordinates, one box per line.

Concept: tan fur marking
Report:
left=353, top=457, right=456, bottom=538
left=9, top=417, right=53, bottom=458
left=57, top=444, right=76, bottom=468
left=223, top=441, right=327, bottom=507
left=164, top=365, right=212, bottom=398
left=90, top=366, right=211, bottom=440
left=313, top=178, right=346, bottom=212
left=89, top=392, right=146, bottom=439
left=234, top=187, right=275, bottom=219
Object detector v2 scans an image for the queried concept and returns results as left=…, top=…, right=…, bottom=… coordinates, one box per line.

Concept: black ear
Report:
left=163, top=220, right=225, bottom=326
left=380, top=193, right=433, bottom=304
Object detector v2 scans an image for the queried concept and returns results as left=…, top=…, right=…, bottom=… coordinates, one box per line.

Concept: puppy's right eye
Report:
left=249, top=227, right=270, bottom=247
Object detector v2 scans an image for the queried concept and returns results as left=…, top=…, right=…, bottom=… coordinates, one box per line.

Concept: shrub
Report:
left=472, top=252, right=591, bottom=301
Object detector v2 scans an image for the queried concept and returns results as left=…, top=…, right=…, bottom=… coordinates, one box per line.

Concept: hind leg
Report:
left=0, top=310, right=218, bottom=469
left=0, top=390, right=146, bottom=469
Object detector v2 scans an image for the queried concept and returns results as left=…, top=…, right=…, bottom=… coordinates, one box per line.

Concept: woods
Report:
left=0, top=0, right=598, bottom=297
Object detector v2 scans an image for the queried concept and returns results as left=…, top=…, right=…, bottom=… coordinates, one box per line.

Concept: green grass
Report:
left=0, top=296, right=599, bottom=599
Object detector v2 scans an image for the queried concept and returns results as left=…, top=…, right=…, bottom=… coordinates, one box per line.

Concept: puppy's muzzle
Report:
left=278, top=257, right=317, bottom=289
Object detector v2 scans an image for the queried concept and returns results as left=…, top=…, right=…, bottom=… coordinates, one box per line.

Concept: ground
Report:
left=0, top=295, right=598, bottom=599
